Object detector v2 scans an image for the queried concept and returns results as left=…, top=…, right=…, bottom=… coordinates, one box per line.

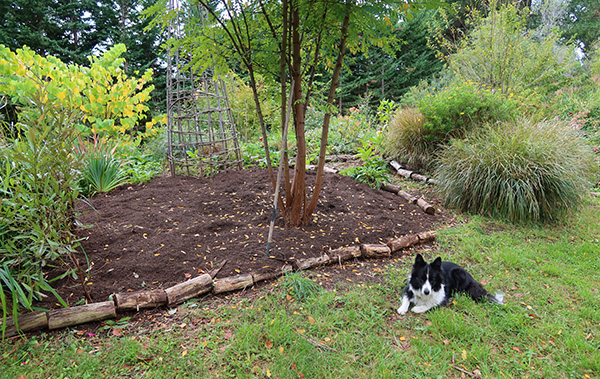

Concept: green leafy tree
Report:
left=0, top=0, right=101, bottom=65
left=562, top=0, right=600, bottom=54
left=149, top=0, right=414, bottom=227
left=338, top=10, right=445, bottom=109
left=445, top=1, right=577, bottom=96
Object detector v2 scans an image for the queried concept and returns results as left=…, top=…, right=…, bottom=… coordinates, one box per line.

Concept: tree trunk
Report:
left=302, top=2, right=352, bottom=225
left=288, top=2, right=307, bottom=227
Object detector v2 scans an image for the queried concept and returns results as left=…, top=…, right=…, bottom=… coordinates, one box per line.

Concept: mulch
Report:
left=38, top=166, right=451, bottom=309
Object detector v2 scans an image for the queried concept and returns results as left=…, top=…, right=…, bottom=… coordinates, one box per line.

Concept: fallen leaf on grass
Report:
left=308, top=316, right=315, bottom=325
left=512, top=346, right=522, bottom=353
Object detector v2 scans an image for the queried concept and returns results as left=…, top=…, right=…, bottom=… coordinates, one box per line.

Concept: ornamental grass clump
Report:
left=435, top=119, right=597, bottom=223
left=382, top=107, right=433, bottom=169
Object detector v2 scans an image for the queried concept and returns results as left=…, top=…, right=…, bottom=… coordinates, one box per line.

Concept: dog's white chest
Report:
left=410, top=285, right=446, bottom=313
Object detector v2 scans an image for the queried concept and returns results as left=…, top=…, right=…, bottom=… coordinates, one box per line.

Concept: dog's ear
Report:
left=414, top=254, right=426, bottom=266
left=431, top=257, right=442, bottom=268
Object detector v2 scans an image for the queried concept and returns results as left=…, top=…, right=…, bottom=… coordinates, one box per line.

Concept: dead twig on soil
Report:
left=295, top=330, right=338, bottom=352
left=208, top=259, right=228, bottom=279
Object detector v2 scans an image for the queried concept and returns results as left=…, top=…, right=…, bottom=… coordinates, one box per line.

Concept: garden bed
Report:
left=39, top=167, right=450, bottom=309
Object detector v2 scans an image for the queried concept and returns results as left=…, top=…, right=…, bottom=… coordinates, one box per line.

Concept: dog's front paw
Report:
left=411, top=305, right=431, bottom=313
left=397, top=306, right=409, bottom=315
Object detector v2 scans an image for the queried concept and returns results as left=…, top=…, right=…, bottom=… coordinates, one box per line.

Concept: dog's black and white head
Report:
left=408, top=254, right=444, bottom=298
left=397, top=254, right=447, bottom=315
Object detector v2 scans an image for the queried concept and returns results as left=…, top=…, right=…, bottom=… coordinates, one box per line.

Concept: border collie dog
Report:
left=397, top=254, right=504, bottom=315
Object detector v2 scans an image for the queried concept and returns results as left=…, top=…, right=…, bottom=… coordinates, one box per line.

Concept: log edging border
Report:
left=2, top=231, right=436, bottom=338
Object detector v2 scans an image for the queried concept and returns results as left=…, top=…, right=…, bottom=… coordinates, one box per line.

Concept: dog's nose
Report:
left=423, top=289, right=430, bottom=295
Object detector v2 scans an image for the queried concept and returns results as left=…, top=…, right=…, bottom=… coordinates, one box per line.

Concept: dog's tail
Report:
left=468, top=282, right=505, bottom=305
left=487, top=293, right=505, bottom=305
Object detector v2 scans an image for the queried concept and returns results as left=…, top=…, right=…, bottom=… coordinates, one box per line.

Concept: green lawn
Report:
left=2, top=198, right=599, bottom=379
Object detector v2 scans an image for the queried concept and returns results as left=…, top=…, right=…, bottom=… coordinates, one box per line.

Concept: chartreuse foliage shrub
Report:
left=0, top=43, right=164, bottom=145
left=0, top=44, right=165, bottom=337
left=435, top=119, right=597, bottom=223
left=418, top=81, right=517, bottom=142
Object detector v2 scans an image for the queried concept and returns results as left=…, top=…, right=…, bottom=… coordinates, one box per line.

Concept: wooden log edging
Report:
left=2, top=231, right=435, bottom=337
left=381, top=181, right=435, bottom=215
left=389, top=160, right=439, bottom=185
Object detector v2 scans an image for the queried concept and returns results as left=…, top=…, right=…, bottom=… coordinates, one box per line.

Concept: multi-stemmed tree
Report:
left=150, top=0, right=407, bottom=227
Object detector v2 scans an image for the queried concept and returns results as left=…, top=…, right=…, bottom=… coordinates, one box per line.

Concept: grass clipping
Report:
left=435, top=118, right=597, bottom=223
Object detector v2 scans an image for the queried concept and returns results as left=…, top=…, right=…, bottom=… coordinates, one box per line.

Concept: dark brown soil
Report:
left=41, top=167, right=450, bottom=308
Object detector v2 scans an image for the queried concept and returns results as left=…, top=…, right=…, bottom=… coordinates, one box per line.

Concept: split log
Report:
left=252, top=264, right=295, bottom=283
left=48, top=301, right=116, bottom=330
left=1, top=311, right=48, bottom=337
left=389, top=160, right=403, bottom=171
left=417, top=230, right=437, bottom=243
left=381, top=182, right=401, bottom=194
left=410, top=173, right=429, bottom=183
left=165, top=273, right=212, bottom=305
left=114, top=289, right=167, bottom=312
left=396, top=168, right=413, bottom=178
left=306, top=165, right=338, bottom=174
left=213, top=273, right=254, bottom=294
left=326, top=154, right=357, bottom=162
left=252, top=269, right=279, bottom=284
left=360, top=244, right=391, bottom=258
left=417, top=198, right=435, bottom=215
left=328, top=246, right=362, bottom=263
left=298, top=255, right=331, bottom=271
left=387, top=234, right=421, bottom=254
left=398, top=190, right=417, bottom=204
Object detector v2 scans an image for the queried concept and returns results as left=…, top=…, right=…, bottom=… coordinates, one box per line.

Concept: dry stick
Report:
left=208, top=259, right=228, bottom=279
left=451, top=365, right=477, bottom=378
left=295, top=330, right=338, bottom=352
left=69, top=251, right=93, bottom=303
left=266, top=80, right=295, bottom=257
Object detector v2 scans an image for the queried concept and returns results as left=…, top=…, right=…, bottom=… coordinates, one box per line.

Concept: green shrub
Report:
left=435, top=119, right=597, bottom=223
left=327, top=97, right=377, bottom=155
left=445, top=2, right=577, bottom=96
left=418, top=81, right=517, bottom=144
left=1, top=110, right=79, bottom=338
left=381, top=107, right=433, bottom=169
left=342, top=137, right=390, bottom=189
left=82, top=156, right=128, bottom=195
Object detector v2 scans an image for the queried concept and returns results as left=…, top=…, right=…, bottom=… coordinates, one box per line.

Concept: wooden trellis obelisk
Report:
left=166, top=0, right=242, bottom=176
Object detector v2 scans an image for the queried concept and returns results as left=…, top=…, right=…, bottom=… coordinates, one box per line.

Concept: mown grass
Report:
left=1, top=198, right=599, bottom=378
